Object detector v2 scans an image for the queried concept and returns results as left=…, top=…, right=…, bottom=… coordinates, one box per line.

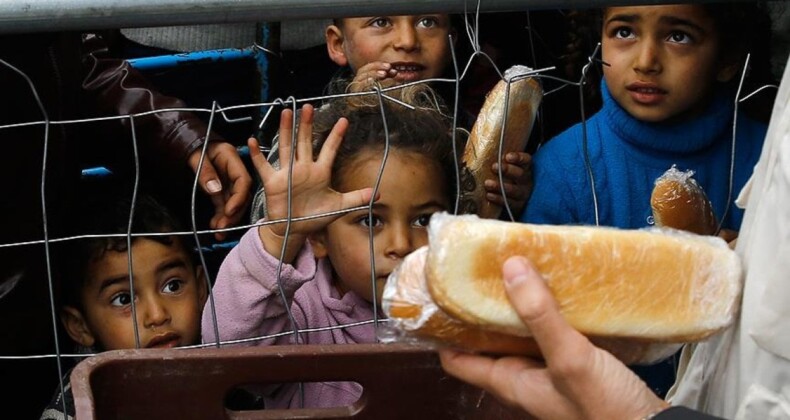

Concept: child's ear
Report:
left=61, top=306, right=96, bottom=348
left=325, top=25, right=349, bottom=67
left=308, top=232, right=329, bottom=259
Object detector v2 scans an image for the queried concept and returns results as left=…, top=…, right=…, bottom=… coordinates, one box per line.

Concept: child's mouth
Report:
left=391, top=62, right=426, bottom=81
left=146, top=332, right=180, bottom=348
left=627, top=85, right=667, bottom=105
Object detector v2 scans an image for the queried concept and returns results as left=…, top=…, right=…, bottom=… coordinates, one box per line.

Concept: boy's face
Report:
left=326, top=15, right=452, bottom=82
left=63, top=238, right=206, bottom=351
left=310, top=148, right=449, bottom=305
left=601, top=5, right=731, bottom=123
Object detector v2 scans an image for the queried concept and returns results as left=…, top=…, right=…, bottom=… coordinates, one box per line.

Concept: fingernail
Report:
left=381, top=62, right=391, bottom=69
left=377, top=70, right=387, bottom=77
left=207, top=180, right=222, bottom=193
left=503, top=257, right=530, bottom=286
left=484, top=180, right=496, bottom=188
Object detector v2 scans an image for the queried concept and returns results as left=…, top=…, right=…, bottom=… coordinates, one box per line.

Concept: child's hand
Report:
left=249, top=105, right=375, bottom=259
left=484, top=152, right=534, bottom=216
left=348, top=62, right=398, bottom=92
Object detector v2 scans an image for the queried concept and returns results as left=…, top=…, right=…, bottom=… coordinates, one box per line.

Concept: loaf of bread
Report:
left=651, top=166, right=718, bottom=235
left=383, top=213, right=742, bottom=365
left=460, top=65, right=543, bottom=219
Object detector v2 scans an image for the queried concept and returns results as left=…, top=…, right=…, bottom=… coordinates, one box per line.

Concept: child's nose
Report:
left=393, top=26, right=419, bottom=51
left=140, top=297, right=171, bottom=329
left=385, top=225, right=413, bottom=259
left=634, top=40, right=662, bottom=74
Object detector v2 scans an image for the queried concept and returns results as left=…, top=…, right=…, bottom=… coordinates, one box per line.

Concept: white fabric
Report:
left=667, top=54, right=790, bottom=419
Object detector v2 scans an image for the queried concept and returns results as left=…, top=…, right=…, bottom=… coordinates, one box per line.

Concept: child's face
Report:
left=602, top=5, right=730, bottom=123
left=311, top=148, right=449, bottom=305
left=326, top=15, right=452, bottom=82
left=63, top=238, right=206, bottom=350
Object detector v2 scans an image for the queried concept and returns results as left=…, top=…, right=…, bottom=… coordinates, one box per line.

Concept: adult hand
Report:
left=188, top=141, right=253, bottom=241
left=485, top=151, right=533, bottom=216
left=439, top=256, right=669, bottom=420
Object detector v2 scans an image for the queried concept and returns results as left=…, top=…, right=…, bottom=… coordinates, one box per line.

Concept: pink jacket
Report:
left=201, top=228, right=376, bottom=409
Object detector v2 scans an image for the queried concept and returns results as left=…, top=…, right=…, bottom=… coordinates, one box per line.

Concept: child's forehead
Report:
left=84, top=238, right=192, bottom=286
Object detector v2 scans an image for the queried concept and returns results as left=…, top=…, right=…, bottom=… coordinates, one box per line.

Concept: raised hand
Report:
left=248, top=104, right=375, bottom=262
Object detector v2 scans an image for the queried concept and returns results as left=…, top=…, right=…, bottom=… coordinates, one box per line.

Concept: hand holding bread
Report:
left=383, top=213, right=742, bottom=365
left=460, top=65, right=542, bottom=218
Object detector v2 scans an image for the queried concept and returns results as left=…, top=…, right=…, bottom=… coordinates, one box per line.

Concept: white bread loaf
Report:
left=460, top=65, right=542, bottom=218
left=426, top=214, right=742, bottom=345
left=651, top=166, right=718, bottom=235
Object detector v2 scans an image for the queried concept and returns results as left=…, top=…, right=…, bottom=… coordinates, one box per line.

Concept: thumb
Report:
left=502, top=256, right=587, bottom=364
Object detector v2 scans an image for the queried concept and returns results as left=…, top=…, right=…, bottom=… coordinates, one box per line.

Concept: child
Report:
left=250, top=14, right=533, bottom=221
left=203, top=86, right=461, bottom=408
left=40, top=194, right=208, bottom=419
left=520, top=3, right=772, bottom=397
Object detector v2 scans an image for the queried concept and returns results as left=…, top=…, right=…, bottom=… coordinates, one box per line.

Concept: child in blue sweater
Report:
left=520, top=3, right=774, bottom=397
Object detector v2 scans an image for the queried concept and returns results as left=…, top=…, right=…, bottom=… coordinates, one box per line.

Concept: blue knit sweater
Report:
left=521, top=80, right=767, bottom=231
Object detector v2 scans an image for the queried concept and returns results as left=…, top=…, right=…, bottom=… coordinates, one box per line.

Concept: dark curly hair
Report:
left=56, top=193, right=193, bottom=310
left=310, top=82, right=467, bottom=204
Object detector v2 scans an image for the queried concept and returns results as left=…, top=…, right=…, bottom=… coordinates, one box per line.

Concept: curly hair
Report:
left=311, top=82, right=467, bottom=203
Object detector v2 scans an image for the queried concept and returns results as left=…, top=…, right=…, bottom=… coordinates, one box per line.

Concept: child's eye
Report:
left=413, top=214, right=432, bottom=228
left=614, top=27, right=635, bottom=39
left=369, top=17, right=391, bottom=28
left=162, top=278, right=184, bottom=294
left=358, top=214, right=383, bottom=228
left=110, top=292, right=132, bottom=307
left=417, top=16, right=439, bottom=29
left=667, top=32, right=692, bottom=44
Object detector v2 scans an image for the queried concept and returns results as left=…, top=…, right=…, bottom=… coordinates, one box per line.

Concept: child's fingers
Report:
left=296, top=104, right=315, bottom=160
left=248, top=137, right=275, bottom=180
left=484, top=179, right=527, bottom=200
left=317, top=117, right=350, bottom=168
left=491, top=162, right=526, bottom=181
left=341, top=187, right=377, bottom=212
left=278, top=108, right=295, bottom=165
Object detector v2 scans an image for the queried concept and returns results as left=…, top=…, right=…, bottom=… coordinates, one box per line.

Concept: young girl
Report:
left=202, top=86, right=461, bottom=408
left=520, top=3, right=773, bottom=398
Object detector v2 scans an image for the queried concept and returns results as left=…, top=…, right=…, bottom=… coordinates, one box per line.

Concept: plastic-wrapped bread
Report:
left=651, top=166, right=718, bottom=235
left=427, top=214, right=741, bottom=344
left=382, top=247, right=540, bottom=356
left=383, top=213, right=741, bottom=364
left=460, top=65, right=543, bottom=218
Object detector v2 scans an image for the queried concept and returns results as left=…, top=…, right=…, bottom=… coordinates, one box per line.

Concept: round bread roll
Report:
left=651, top=166, right=718, bottom=235
left=460, top=65, right=543, bottom=219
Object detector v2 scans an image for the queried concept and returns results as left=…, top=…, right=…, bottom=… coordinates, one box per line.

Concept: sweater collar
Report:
left=316, top=259, right=374, bottom=316
left=600, top=79, right=734, bottom=154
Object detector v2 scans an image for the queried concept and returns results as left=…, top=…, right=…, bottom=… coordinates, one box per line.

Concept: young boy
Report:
left=325, top=15, right=454, bottom=88
left=520, top=3, right=772, bottom=398
left=40, top=194, right=207, bottom=419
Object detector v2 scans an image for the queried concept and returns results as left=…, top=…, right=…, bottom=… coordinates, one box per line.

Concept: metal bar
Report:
left=126, top=46, right=258, bottom=71
left=0, top=0, right=678, bottom=34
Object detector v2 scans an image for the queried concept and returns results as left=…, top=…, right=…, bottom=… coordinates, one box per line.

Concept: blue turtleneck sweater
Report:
left=520, top=80, right=767, bottom=398
left=521, top=80, right=767, bottom=231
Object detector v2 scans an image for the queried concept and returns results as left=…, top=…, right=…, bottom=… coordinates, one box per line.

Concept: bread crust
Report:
left=426, top=214, right=742, bottom=344
left=651, top=166, right=718, bottom=235
left=460, top=66, right=543, bottom=218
